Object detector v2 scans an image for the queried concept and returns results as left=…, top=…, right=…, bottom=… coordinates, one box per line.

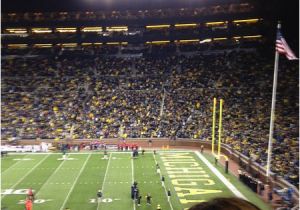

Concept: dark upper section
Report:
left=2, top=0, right=241, bottom=12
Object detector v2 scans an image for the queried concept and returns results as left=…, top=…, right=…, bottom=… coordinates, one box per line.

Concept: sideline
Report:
left=6, top=150, right=190, bottom=155
left=131, top=156, right=136, bottom=210
left=153, top=154, right=174, bottom=210
left=194, top=151, right=247, bottom=200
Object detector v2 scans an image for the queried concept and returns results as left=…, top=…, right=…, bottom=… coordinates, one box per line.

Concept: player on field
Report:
left=146, top=193, right=152, bottom=205
left=62, top=150, right=67, bottom=160
left=156, top=164, right=160, bottom=174
left=161, top=175, right=165, bottom=187
left=131, top=184, right=135, bottom=200
left=157, top=204, right=161, bottom=210
left=97, top=190, right=103, bottom=203
left=27, top=188, right=34, bottom=201
left=137, top=195, right=142, bottom=206
left=25, top=198, right=33, bottom=210
left=103, top=150, right=108, bottom=159
left=167, top=189, right=171, bottom=202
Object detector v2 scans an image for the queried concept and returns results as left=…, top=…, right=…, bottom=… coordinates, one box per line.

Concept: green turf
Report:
left=1, top=151, right=271, bottom=210
left=202, top=153, right=272, bottom=210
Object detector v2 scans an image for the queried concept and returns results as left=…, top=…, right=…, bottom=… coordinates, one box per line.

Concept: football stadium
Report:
left=1, top=0, right=299, bottom=209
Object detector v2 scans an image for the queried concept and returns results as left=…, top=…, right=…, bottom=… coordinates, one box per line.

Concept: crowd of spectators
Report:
left=2, top=3, right=253, bottom=23
left=1, top=46, right=298, bottom=186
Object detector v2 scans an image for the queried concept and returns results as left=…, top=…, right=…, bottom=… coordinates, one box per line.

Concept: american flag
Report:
left=276, top=29, right=298, bottom=60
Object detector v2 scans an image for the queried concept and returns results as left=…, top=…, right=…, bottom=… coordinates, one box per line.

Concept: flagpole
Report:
left=266, top=22, right=281, bottom=179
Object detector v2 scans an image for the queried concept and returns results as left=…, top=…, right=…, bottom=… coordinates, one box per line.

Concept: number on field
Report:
left=89, top=198, right=113, bottom=203
left=18, top=199, right=51, bottom=204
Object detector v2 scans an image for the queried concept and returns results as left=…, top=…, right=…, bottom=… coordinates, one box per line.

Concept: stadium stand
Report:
left=2, top=47, right=298, bottom=187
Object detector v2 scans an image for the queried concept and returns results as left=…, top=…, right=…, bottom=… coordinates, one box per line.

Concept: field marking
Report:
left=194, top=151, right=247, bottom=200
left=153, top=154, right=174, bottom=210
left=7, top=151, right=188, bottom=155
left=1, top=154, right=31, bottom=174
left=131, top=156, right=136, bottom=210
left=96, top=153, right=112, bottom=210
left=35, top=155, right=69, bottom=198
left=1, top=154, right=50, bottom=199
left=60, top=154, right=92, bottom=210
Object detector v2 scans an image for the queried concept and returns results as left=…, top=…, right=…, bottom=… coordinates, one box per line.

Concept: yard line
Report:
left=35, top=155, right=69, bottom=198
left=131, top=156, right=136, bottom=210
left=1, top=154, right=50, bottom=199
left=60, top=154, right=92, bottom=210
left=96, top=153, right=112, bottom=210
left=153, top=154, right=174, bottom=210
left=1, top=154, right=30, bottom=174
left=194, top=151, right=247, bottom=200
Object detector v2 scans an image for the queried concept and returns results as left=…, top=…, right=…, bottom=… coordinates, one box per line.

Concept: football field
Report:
left=1, top=151, right=271, bottom=210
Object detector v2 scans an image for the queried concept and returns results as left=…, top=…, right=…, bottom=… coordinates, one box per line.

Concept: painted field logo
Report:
left=89, top=198, right=118, bottom=203
left=18, top=199, right=53, bottom=204
left=1, top=189, right=32, bottom=195
left=160, top=152, right=223, bottom=206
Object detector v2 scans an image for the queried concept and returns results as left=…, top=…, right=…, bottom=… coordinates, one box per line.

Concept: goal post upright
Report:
left=212, top=98, right=217, bottom=154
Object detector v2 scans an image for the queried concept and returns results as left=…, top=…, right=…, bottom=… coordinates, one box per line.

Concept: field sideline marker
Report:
left=131, top=155, right=136, bottom=210
left=194, top=151, right=247, bottom=200
left=6, top=151, right=189, bottom=155
left=1, top=154, right=50, bottom=200
left=97, top=153, right=112, bottom=210
left=153, top=153, right=174, bottom=210
left=60, top=154, right=92, bottom=210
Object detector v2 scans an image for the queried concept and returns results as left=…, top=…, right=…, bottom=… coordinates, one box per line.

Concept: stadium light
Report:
left=205, top=21, right=227, bottom=26
left=106, top=26, right=128, bottom=32
left=233, top=19, right=261, bottom=24
left=33, top=44, right=53, bottom=48
left=213, top=37, right=227, bottom=41
left=146, top=41, right=170, bottom=44
left=106, top=42, right=120, bottom=45
left=199, top=39, right=212, bottom=43
left=94, top=42, right=103, bottom=45
left=174, top=23, right=197, bottom=28
left=146, top=25, right=170, bottom=29
left=31, top=28, right=52, bottom=33
left=81, top=27, right=102, bottom=32
left=178, top=39, right=200, bottom=43
left=5, top=28, right=27, bottom=34
left=81, top=43, right=93, bottom=46
left=7, top=44, right=28, bottom=48
left=61, top=43, right=78, bottom=47
left=56, top=27, right=77, bottom=33
left=242, top=35, right=262, bottom=39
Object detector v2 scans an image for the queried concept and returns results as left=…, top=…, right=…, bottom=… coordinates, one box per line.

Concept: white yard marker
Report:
left=131, top=156, right=136, bottom=210
left=194, top=151, right=247, bottom=200
left=60, top=154, right=92, bottom=210
left=153, top=154, right=174, bottom=210
left=1, top=154, right=50, bottom=199
left=96, top=153, right=112, bottom=210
